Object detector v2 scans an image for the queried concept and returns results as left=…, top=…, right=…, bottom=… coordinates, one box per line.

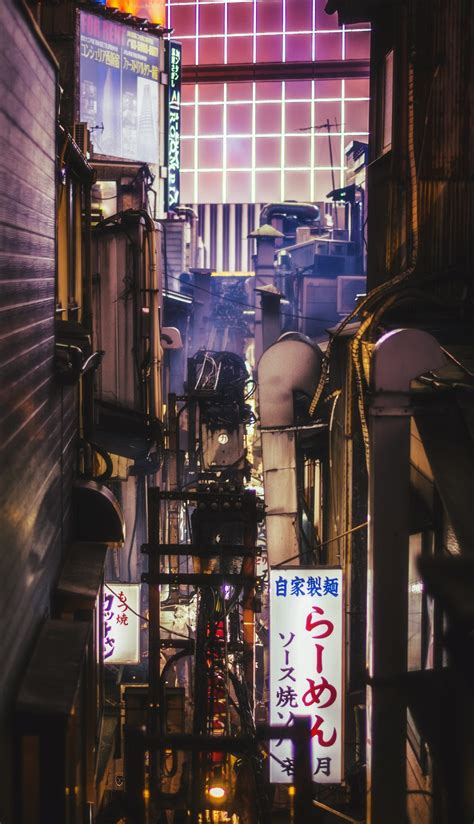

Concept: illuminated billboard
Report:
left=79, top=11, right=160, bottom=163
left=165, top=40, right=181, bottom=211
left=103, top=584, right=141, bottom=664
left=95, top=1, right=165, bottom=27
left=269, top=568, right=343, bottom=784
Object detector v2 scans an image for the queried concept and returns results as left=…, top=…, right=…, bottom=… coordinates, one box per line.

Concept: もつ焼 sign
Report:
left=269, top=568, right=343, bottom=784
left=103, top=584, right=141, bottom=665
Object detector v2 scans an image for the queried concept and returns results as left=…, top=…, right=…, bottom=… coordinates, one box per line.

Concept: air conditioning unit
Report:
left=73, top=122, right=90, bottom=158
left=336, top=276, right=366, bottom=315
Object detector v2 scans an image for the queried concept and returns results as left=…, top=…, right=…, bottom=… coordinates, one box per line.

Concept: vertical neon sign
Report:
left=165, top=40, right=182, bottom=212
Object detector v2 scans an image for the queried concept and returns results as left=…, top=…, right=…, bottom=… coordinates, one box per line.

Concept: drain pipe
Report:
left=257, top=333, right=322, bottom=567
left=367, top=328, right=446, bottom=823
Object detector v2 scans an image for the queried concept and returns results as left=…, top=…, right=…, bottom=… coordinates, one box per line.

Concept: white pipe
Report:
left=257, top=333, right=322, bottom=566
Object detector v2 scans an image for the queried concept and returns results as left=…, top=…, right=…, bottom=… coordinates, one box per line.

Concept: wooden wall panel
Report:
left=0, top=0, right=77, bottom=749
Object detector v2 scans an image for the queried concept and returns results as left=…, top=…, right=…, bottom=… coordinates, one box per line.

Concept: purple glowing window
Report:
left=199, top=83, right=225, bottom=102
left=198, top=171, right=222, bottom=202
left=345, top=78, right=370, bottom=98
left=315, top=0, right=337, bottom=30
left=286, top=0, right=313, bottom=32
left=226, top=172, right=252, bottom=203
left=227, top=137, right=252, bottom=168
left=285, top=136, right=311, bottom=167
left=199, top=3, right=225, bottom=35
left=198, top=138, right=223, bottom=168
left=285, top=34, right=312, bottom=63
left=180, top=171, right=194, bottom=203
left=227, top=35, right=254, bottom=65
left=315, top=32, right=342, bottom=60
left=182, top=84, right=195, bottom=104
left=198, top=105, right=224, bottom=135
left=255, top=102, right=282, bottom=134
left=256, top=81, right=282, bottom=101
left=180, top=138, right=194, bottom=169
left=255, top=170, right=280, bottom=202
left=256, top=34, right=283, bottom=63
left=181, top=105, right=195, bottom=137
left=198, top=37, right=225, bottom=65
left=180, top=38, right=197, bottom=65
left=257, top=0, right=283, bottom=33
left=227, top=83, right=253, bottom=102
left=314, top=170, right=340, bottom=202
left=227, top=3, right=254, bottom=34
left=315, top=79, right=342, bottom=98
left=227, top=104, right=253, bottom=135
left=345, top=30, right=371, bottom=60
left=314, top=100, right=342, bottom=128
left=285, top=79, right=312, bottom=100
left=345, top=100, right=369, bottom=133
left=255, top=137, right=281, bottom=167
left=285, top=170, right=311, bottom=201
left=169, top=5, right=195, bottom=37
left=285, top=101, right=311, bottom=133
left=314, top=135, right=342, bottom=167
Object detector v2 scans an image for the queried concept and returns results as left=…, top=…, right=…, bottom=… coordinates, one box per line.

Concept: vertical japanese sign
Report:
left=103, top=584, right=141, bottom=664
left=269, top=568, right=343, bottom=784
left=79, top=11, right=160, bottom=163
left=165, top=40, right=181, bottom=212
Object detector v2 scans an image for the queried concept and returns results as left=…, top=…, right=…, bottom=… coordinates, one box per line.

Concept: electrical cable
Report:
left=104, top=583, right=193, bottom=638
left=165, top=271, right=339, bottom=324
left=272, top=521, right=368, bottom=568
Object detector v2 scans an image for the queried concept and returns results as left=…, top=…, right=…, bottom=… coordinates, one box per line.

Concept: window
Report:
left=377, top=49, right=394, bottom=156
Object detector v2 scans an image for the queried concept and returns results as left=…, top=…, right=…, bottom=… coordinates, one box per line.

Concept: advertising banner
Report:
left=103, top=584, right=141, bottom=664
left=269, top=567, right=344, bottom=784
left=79, top=11, right=160, bottom=163
left=165, top=40, right=182, bottom=211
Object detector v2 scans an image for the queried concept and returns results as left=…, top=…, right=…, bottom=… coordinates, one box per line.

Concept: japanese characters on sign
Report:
left=103, top=584, right=141, bottom=664
left=165, top=41, right=182, bottom=212
left=269, top=568, right=343, bottom=784
left=79, top=11, right=160, bottom=162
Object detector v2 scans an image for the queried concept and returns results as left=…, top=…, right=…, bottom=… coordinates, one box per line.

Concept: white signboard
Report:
left=103, top=584, right=141, bottom=664
left=269, top=568, right=343, bottom=784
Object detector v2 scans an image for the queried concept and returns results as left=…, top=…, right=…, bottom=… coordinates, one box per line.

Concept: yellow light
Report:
left=208, top=785, right=226, bottom=800
left=288, top=785, right=296, bottom=797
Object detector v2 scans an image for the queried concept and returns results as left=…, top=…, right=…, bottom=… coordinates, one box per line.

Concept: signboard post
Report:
left=165, top=40, right=182, bottom=212
left=103, top=584, right=141, bottom=665
left=269, top=567, right=343, bottom=784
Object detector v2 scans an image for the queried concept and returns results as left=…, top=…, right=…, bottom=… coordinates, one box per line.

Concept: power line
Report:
left=166, top=272, right=344, bottom=325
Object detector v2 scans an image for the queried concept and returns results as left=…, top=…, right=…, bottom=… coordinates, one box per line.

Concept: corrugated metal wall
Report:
left=367, top=0, right=473, bottom=291
left=0, top=0, right=75, bottom=734
left=192, top=203, right=264, bottom=274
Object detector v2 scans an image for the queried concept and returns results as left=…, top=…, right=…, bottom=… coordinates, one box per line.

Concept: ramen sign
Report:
left=269, top=568, right=344, bottom=784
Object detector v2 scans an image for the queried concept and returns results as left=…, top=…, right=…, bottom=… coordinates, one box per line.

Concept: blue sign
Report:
left=79, top=11, right=160, bottom=163
left=165, top=40, right=181, bottom=211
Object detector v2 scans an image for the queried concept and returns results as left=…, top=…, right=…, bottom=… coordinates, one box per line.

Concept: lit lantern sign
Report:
left=165, top=41, right=182, bottom=212
left=269, top=568, right=343, bottom=784
left=103, top=584, right=141, bottom=664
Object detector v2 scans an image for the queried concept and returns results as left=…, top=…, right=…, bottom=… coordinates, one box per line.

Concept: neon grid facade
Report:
left=166, top=0, right=370, bottom=204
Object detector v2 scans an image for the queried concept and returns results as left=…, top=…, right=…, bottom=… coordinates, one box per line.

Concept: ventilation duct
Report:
left=257, top=333, right=323, bottom=566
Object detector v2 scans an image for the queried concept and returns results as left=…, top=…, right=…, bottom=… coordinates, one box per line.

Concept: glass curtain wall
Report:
left=167, top=0, right=370, bottom=204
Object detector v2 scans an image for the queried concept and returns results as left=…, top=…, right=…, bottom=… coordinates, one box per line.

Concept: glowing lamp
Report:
left=208, top=785, right=226, bottom=801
